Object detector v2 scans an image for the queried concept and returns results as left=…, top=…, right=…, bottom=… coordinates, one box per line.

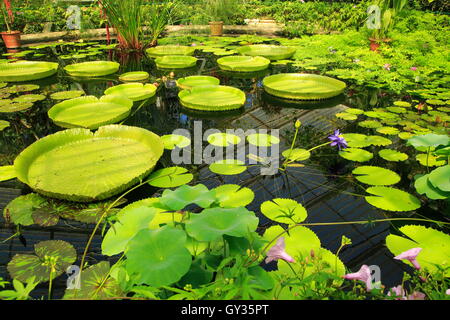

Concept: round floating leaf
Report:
left=342, top=134, right=371, bottom=148
left=0, top=61, right=58, bottom=82
left=0, top=101, right=33, bottom=112
left=64, top=261, right=123, bottom=300
left=376, top=126, right=400, bottom=135
left=386, top=106, right=407, bottom=114
left=50, top=90, right=84, bottom=100
left=7, top=84, right=39, bottom=93
left=13, top=94, right=46, bottom=103
left=398, top=132, right=415, bottom=140
left=386, top=225, right=450, bottom=276
left=217, top=56, right=270, bottom=72
left=160, top=184, right=216, bottom=210
left=426, top=99, right=445, bottom=106
left=7, top=240, right=76, bottom=283
left=352, top=166, right=400, bottom=186
left=346, top=108, right=364, bottom=115
left=365, top=187, right=421, bottom=212
left=186, top=207, right=259, bottom=242
left=379, top=149, right=408, bottom=162
left=48, top=95, right=134, bottom=129
left=119, top=71, right=149, bottom=82
left=147, top=166, right=194, bottom=188
left=339, top=148, right=373, bottom=162
left=209, top=159, right=247, bottom=175
left=146, top=45, right=195, bottom=57
left=3, top=193, right=46, bottom=226
left=125, top=227, right=192, bottom=287
left=104, top=83, right=157, bottom=102
left=393, top=101, right=411, bottom=107
left=161, top=134, right=191, bottom=150
left=260, top=198, right=307, bottom=225
left=65, top=61, right=120, bottom=77
left=414, top=174, right=450, bottom=200
left=155, top=55, right=198, bottom=69
left=428, top=165, right=450, bottom=192
left=282, top=148, right=311, bottom=161
left=367, top=135, right=392, bottom=146
left=416, top=154, right=446, bottom=167
left=358, top=120, right=382, bottom=129
left=177, top=75, right=220, bottom=90
left=0, top=165, right=16, bottom=181
left=179, top=85, right=245, bottom=111
left=207, top=133, right=241, bottom=147
left=263, top=73, right=346, bottom=100
left=102, top=204, right=157, bottom=256
left=213, top=184, right=254, bottom=208
left=237, top=45, right=296, bottom=61
left=14, top=125, right=164, bottom=202
left=335, top=112, right=357, bottom=121
left=247, top=133, right=280, bottom=147
left=407, top=134, right=449, bottom=149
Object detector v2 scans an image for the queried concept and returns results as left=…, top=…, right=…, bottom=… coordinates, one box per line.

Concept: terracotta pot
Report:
left=369, top=37, right=392, bottom=52
left=1, top=31, right=21, bottom=49
left=209, top=21, right=224, bottom=37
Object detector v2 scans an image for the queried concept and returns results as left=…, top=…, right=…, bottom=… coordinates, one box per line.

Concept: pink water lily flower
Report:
left=388, top=285, right=407, bottom=300
left=343, top=264, right=373, bottom=291
left=408, top=291, right=426, bottom=300
left=265, top=237, right=295, bottom=264
left=410, top=67, right=417, bottom=71
left=446, top=289, right=450, bottom=295
left=383, top=63, right=391, bottom=71
left=394, top=247, right=422, bottom=270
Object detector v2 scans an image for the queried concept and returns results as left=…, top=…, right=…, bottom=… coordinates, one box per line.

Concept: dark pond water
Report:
left=0, top=40, right=442, bottom=298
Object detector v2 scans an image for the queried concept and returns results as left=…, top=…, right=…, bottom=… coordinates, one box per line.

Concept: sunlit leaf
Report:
left=365, top=187, right=421, bottom=212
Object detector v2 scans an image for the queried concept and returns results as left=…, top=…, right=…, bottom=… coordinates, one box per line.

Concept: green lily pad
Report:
left=342, top=134, right=371, bottom=148
left=0, top=101, right=33, bottom=112
left=209, top=159, right=247, bottom=175
left=146, top=45, right=195, bottom=57
left=428, top=165, right=450, bottom=192
left=414, top=174, right=450, bottom=200
left=386, top=106, right=407, bottom=114
left=386, top=225, right=450, bottom=276
left=48, top=95, right=133, bottom=129
left=237, top=45, right=296, bottom=61
left=0, top=165, right=16, bottom=181
left=408, top=134, right=449, bottom=149
left=65, top=61, right=120, bottom=77
left=3, top=193, right=46, bottom=226
left=346, top=108, right=364, bottom=115
left=7, top=240, right=76, bottom=283
left=378, top=149, right=408, bottom=162
left=398, top=132, right=415, bottom=140
left=119, top=71, right=150, bottom=82
left=352, top=166, right=400, bottom=186
left=260, top=198, right=307, bottom=225
left=247, top=133, right=280, bottom=147
left=161, top=134, right=191, bottom=150
left=335, top=112, right=357, bottom=121
left=177, top=75, right=220, bottom=90
left=358, top=120, right=383, bottom=129
left=125, top=227, right=192, bottom=286
left=213, top=184, right=254, bottom=208
left=282, top=148, right=311, bottom=162
left=393, top=101, right=411, bottom=107
left=160, top=184, right=216, bottom=211
left=155, top=56, right=198, bottom=69
left=147, top=166, right=194, bottom=188
left=13, top=94, right=46, bottom=103
left=416, top=154, right=446, bottom=167
left=376, top=126, right=400, bottom=135
left=207, top=132, right=241, bottom=147
left=365, top=187, right=421, bottom=212
left=186, top=207, right=259, bottom=242
left=50, top=90, right=85, bottom=100
left=104, top=83, right=157, bottom=102
left=339, top=148, right=373, bottom=162
left=14, top=125, right=164, bottom=202
left=179, top=85, right=245, bottom=111
left=0, top=61, right=58, bottom=82
left=217, top=56, right=270, bottom=72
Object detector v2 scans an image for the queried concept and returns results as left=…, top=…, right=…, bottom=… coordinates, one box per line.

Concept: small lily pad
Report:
left=161, top=134, right=191, bottom=150
left=365, top=187, right=421, bottom=212
left=358, top=120, right=382, bottom=129
left=352, top=166, right=400, bottom=186
left=147, top=166, right=194, bottom=188
left=378, top=149, right=408, bottom=162
left=213, top=184, right=254, bottom=208
left=260, top=198, right=307, bottom=225
left=119, top=71, right=150, bottom=82
left=339, top=148, right=373, bottom=162
left=247, top=133, right=280, bottom=147
left=416, top=154, right=446, bottom=167
left=0, top=165, right=16, bottom=181
left=0, top=120, right=9, bottom=131
left=50, top=91, right=85, bottom=100
left=282, top=148, right=311, bottom=162
left=209, top=159, right=247, bottom=175
left=207, top=133, right=241, bottom=147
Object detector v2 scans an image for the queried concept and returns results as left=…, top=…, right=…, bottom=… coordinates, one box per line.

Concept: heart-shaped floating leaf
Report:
left=358, top=120, right=382, bottom=129
left=161, top=134, right=191, bottom=150
left=160, top=184, right=216, bottom=210
left=379, top=149, right=408, bottom=162
left=386, top=225, right=450, bottom=276
left=50, top=90, right=85, bottom=100
left=0, top=165, right=16, bottom=181
left=282, top=148, right=311, bottom=162
left=339, top=148, right=373, bottom=162
left=335, top=112, right=357, bottom=121
left=125, top=227, right=192, bottom=287
left=3, top=193, right=46, bottom=226
left=428, top=165, right=450, bottom=192
left=393, top=101, right=411, bottom=108
left=213, top=184, right=255, bottom=208
left=260, top=198, right=307, bottom=225
left=209, top=159, right=247, bottom=175
left=352, top=166, right=400, bottom=186
left=207, top=133, right=241, bottom=147
left=407, top=134, right=449, bottom=149
left=416, top=154, right=446, bottom=167
left=376, top=126, right=400, bottom=135
left=346, top=108, right=364, bottom=115
left=0, top=120, right=9, bottom=131
left=414, top=174, right=450, bottom=200
left=102, top=203, right=157, bottom=256
left=64, top=261, right=123, bottom=300
left=341, top=134, right=371, bottom=148
left=247, top=133, right=280, bottom=147
left=398, top=132, right=414, bottom=140
left=148, top=166, right=194, bottom=188
left=7, top=240, right=76, bottom=283
left=365, top=187, right=421, bottom=212
left=186, top=207, right=259, bottom=242
left=366, top=135, right=392, bottom=146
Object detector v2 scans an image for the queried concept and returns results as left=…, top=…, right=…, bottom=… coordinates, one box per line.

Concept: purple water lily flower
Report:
left=265, top=237, right=295, bottom=264
left=343, top=264, right=373, bottom=291
left=328, top=129, right=348, bottom=150
left=394, top=247, right=422, bottom=270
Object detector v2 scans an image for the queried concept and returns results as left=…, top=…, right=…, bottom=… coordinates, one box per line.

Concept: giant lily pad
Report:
left=177, top=76, right=220, bottom=90
left=0, top=165, right=15, bottom=181
left=155, top=56, right=198, bottom=69
left=64, top=61, right=120, bottom=77
left=339, top=148, right=373, bottom=162
left=263, top=73, right=346, bottom=100
left=146, top=45, right=195, bottom=57
left=217, top=56, right=270, bottom=72
left=386, top=225, right=450, bottom=276
left=365, top=187, right=421, bottom=212
left=352, top=166, right=400, bottom=186
left=7, top=240, right=76, bottom=283
left=48, top=95, right=133, bottom=129
left=119, top=71, right=149, bottom=82
left=125, top=226, right=192, bottom=287
left=237, top=45, right=296, bottom=60
left=14, top=125, right=164, bottom=202
left=0, top=61, right=58, bottom=82
left=104, top=83, right=157, bottom=102
left=179, top=85, right=245, bottom=111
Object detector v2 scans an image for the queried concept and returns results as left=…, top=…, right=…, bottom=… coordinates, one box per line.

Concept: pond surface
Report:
left=0, top=40, right=439, bottom=298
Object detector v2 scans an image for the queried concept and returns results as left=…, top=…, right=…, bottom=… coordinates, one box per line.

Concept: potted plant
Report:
left=1, top=1, right=21, bottom=49
left=204, top=0, right=238, bottom=37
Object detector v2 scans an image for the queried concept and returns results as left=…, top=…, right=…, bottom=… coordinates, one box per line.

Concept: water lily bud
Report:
left=169, top=72, right=175, bottom=78
left=295, top=119, right=301, bottom=128
left=310, top=249, right=315, bottom=258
